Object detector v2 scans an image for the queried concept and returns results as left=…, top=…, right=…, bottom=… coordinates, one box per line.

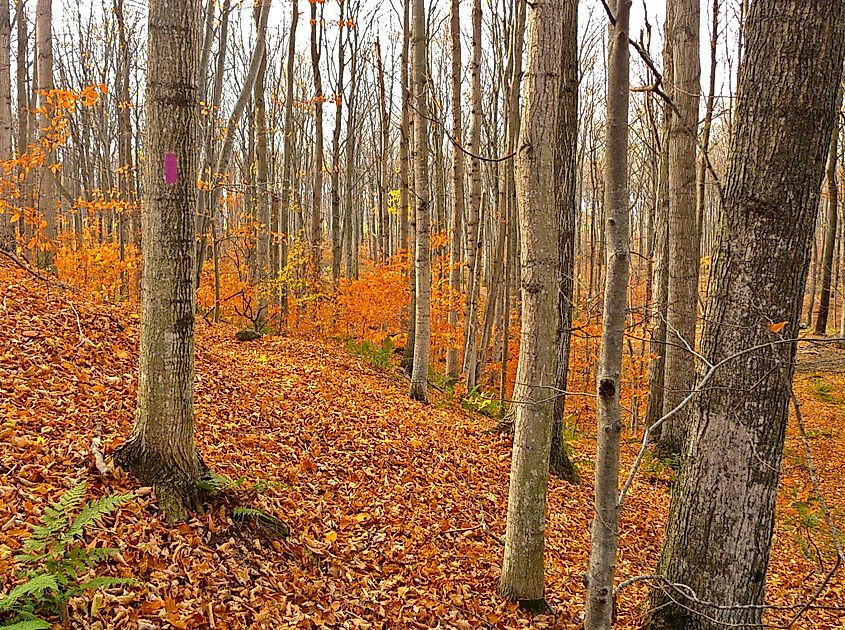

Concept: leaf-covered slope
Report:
left=0, top=261, right=842, bottom=628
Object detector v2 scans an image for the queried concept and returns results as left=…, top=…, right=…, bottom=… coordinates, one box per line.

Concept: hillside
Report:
left=0, top=260, right=842, bottom=629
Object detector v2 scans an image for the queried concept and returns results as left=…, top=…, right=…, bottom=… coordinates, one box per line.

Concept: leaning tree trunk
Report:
left=646, top=1, right=845, bottom=627
left=498, top=0, right=566, bottom=610
left=657, top=0, right=700, bottom=457
left=408, top=0, right=431, bottom=402
left=583, top=0, right=630, bottom=627
left=115, top=0, right=203, bottom=524
left=549, top=0, right=580, bottom=484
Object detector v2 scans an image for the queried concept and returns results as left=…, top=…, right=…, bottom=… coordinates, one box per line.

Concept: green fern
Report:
left=0, top=482, right=134, bottom=627
left=198, top=472, right=235, bottom=494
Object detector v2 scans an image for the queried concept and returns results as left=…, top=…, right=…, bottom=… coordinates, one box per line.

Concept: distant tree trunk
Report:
left=35, top=0, right=56, bottom=254
left=252, top=2, right=270, bottom=331
left=814, top=117, right=840, bottom=335
left=114, top=0, right=204, bottom=523
left=279, top=0, right=298, bottom=323
left=330, top=2, right=347, bottom=284
left=657, top=0, right=700, bottom=457
left=310, top=0, right=324, bottom=286
left=549, top=0, right=579, bottom=483
left=696, top=0, right=718, bottom=245
left=445, top=0, right=465, bottom=381
left=498, top=0, right=566, bottom=609
left=0, top=0, right=13, bottom=251
left=646, top=1, right=845, bottom=627
left=462, top=0, right=483, bottom=390
left=583, top=0, right=630, bottom=626
left=375, top=38, right=389, bottom=264
left=408, top=0, right=431, bottom=402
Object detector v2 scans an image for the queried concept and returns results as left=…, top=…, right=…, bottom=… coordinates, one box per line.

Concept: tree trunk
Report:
left=462, top=0, right=483, bottom=390
left=35, top=0, right=56, bottom=255
left=330, top=2, right=347, bottom=284
left=279, top=0, right=298, bottom=324
left=583, top=1, right=630, bottom=626
left=115, top=0, right=204, bottom=524
left=814, top=117, right=840, bottom=335
left=549, top=0, right=579, bottom=484
left=646, top=2, right=845, bottom=627
left=445, top=0, right=465, bottom=381
left=0, top=0, right=13, bottom=251
left=498, top=0, right=567, bottom=610
left=408, top=0, right=430, bottom=402
left=252, top=2, right=270, bottom=331
left=657, top=0, right=700, bottom=457
left=310, top=0, right=324, bottom=286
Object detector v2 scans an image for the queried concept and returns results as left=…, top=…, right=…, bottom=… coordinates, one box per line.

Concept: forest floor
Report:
left=1, top=260, right=843, bottom=629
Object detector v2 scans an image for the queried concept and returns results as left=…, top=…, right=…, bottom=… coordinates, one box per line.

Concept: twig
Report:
left=90, top=437, right=110, bottom=476
left=69, top=300, right=94, bottom=348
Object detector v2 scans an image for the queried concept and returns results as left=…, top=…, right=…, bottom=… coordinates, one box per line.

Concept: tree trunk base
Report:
left=114, top=436, right=205, bottom=523
left=548, top=443, right=579, bottom=483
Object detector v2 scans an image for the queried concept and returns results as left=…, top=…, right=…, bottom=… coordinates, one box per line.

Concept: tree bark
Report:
left=35, top=0, right=56, bottom=254
left=114, top=0, right=204, bottom=524
left=310, top=0, right=325, bottom=286
left=583, top=1, right=630, bottom=626
left=549, top=0, right=579, bottom=484
left=646, top=2, right=845, bottom=627
left=657, top=0, right=700, bottom=457
left=0, top=0, right=13, bottom=251
left=445, top=0, right=465, bottom=381
left=498, top=0, right=567, bottom=609
left=408, top=0, right=430, bottom=402
left=814, top=116, right=840, bottom=335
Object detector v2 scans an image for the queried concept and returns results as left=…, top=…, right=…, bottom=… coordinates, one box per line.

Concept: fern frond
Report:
left=0, top=618, right=51, bottom=630
left=232, top=506, right=271, bottom=520
left=198, top=473, right=234, bottom=494
left=65, top=494, right=131, bottom=540
left=0, top=575, right=58, bottom=612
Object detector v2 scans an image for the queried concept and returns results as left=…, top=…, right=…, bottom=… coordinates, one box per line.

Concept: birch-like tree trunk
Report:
left=114, top=0, right=203, bottom=523
left=279, top=0, right=298, bottom=321
left=647, top=1, right=845, bottom=626
left=658, top=0, right=700, bottom=456
left=310, top=0, right=325, bottom=286
left=498, top=0, right=565, bottom=609
left=583, top=1, right=630, bottom=627
left=408, top=0, right=430, bottom=402
left=462, top=0, right=483, bottom=389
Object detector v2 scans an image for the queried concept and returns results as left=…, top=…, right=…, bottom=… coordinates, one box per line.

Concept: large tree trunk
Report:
left=657, top=0, right=700, bottom=457
left=814, top=118, right=840, bottom=335
left=115, top=0, right=204, bottom=524
left=408, top=0, right=431, bottom=402
left=445, top=0, right=465, bottom=381
left=498, top=0, right=566, bottom=610
left=583, top=0, right=630, bottom=626
left=252, top=2, right=270, bottom=331
left=279, top=0, right=298, bottom=323
left=0, top=0, right=13, bottom=251
left=549, top=0, right=579, bottom=484
left=646, top=1, right=845, bottom=627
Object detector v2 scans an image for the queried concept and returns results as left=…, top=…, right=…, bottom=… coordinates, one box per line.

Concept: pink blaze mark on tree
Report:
left=164, top=152, right=178, bottom=185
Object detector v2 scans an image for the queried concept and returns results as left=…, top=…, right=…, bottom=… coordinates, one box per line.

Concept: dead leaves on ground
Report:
left=0, top=261, right=843, bottom=628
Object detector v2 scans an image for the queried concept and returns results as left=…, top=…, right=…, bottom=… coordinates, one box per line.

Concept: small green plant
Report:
left=462, top=387, right=504, bottom=418
left=0, top=482, right=134, bottom=628
left=808, top=377, right=841, bottom=404
left=643, top=450, right=680, bottom=477
left=198, top=471, right=236, bottom=494
left=346, top=337, right=394, bottom=370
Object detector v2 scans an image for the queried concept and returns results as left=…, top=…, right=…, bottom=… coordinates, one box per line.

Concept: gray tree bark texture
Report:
left=0, top=0, right=13, bottom=251
left=657, top=0, right=700, bottom=457
left=646, top=1, right=845, bottom=627
left=498, top=0, right=566, bottom=610
left=35, top=0, right=56, bottom=249
left=584, top=0, right=630, bottom=627
left=115, top=0, right=204, bottom=524
left=549, top=0, right=580, bottom=484
left=408, top=0, right=431, bottom=402
left=445, top=0, right=464, bottom=381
